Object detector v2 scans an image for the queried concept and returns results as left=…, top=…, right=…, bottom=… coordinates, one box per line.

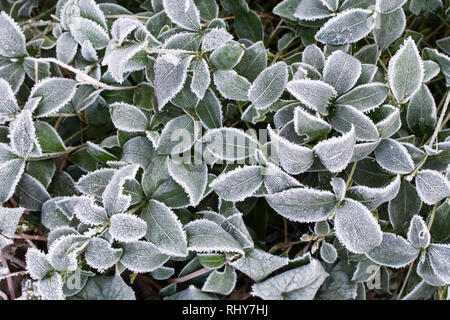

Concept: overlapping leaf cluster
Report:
left=0, top=0, right=449, bottom=300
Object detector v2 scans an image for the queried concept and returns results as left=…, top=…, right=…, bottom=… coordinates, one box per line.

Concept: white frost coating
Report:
left=142, top=199, right=188, bottom=257
left=69, top=17, right=109, bottom=49
left=268, top=125, right=314, bottom=174
left=120, top=240, right=169, bottom=273
left=249, top=62, right=288, bottom=109
left=407, top=215, right=430, bottom=249
left=251, top=258, right=328, bottom=300
left=314, top=126, right=356, bottom=173
left=335, top=83, right=388, bottom=112
left=294, top=107, right=331, bottom=139
left=48, top=234, right=90, bottom=272
left=388, top=37, right=424, bottom=103
left=110, top=18, right=143, bottom=45
left=263, top=163, right=302, bottom=194
left=415, top=170, right=450, bottom=205
left=213, top=70, right=251, bottom=101
left=0, top=12, right=27, bottom=58
left=85, top=237, right=123, bottom=272
left=376, top=0, right=407, bottom=13
left=25, top=248, right=52, bottom=280
left=330, top=177, right=346, bottom=202
left=8, top=110, right=37, bottom=158
left=330, top=104, right=379, bottom=141
left=210, top=165, right=263, bottom=202
left=102, top=164, right=139, bottom=215
left=109, top=213, right=147, bottom=243
left=56, top=32, right=78, bottom=64
left=202, top=28, right=233, bottom=52
left=184, top=219, right=244, bottom=255
left=320, top=0, right=339, bottom=11
left=302, top=44, right=325, bottom=72
left=76, top=168, right=116, bottom=198
left=168, top=160, right=208, bottom=207
left=230, top=248, right=289, bottom=282
left=37, top=273, right=65, bottom=300
left=366, top=232, right=420, bottom=268
left=0, top=78, right=19, bottom=117
left=154, top=54, right=193, bottom=109
left=427, top=244, right=450, bottom=284
left=0, top=159, right=25, bottom=203
left=323, top=51, right=362, bottom=95
left=376, top=105, right=401, bottom=138
left=163, top=0, right=201, bottom=31
left=374, top=138, right=414, bottom=174
left=320, top=241, right=337, bottom=264
left=80, top=40, right=98, bottom=61
left=73, top=196, right=108, bottom=226
left=191, top=58, right=211, bottom=99
left=47, top=226, right=78, bottom=247
left=348, top=175, right=401, bottom=210
left=110, top=102, right=148, bottom=132
left=334, top=199, right=382, bottom=254
left=286, top=79, right=337, bottom=115
left=0, top=207, right=24, bottom=236
left=294, top=0, right=333, bottom=21
left=315, top=9, right=376, bottom=45
left=265, top=187, right=337, bottom=222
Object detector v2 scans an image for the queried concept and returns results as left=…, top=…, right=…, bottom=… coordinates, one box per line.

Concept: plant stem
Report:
left=397, top=260, right=415, bottom=300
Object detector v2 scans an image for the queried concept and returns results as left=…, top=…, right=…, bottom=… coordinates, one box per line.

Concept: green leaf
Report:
left=234, top=10, right=263, bottom=42
left=374, top=138, right=414, bottom=174
left=196, top=89, right=223, bottom=129
left=34, top=121, right=66, bottom=153
left=110, top=102, right=149, bottom=132
left=211, top=42, right=244, bottom=70
left=329, top=105, right=379, bottom=141
left=430, top=200, right=450, bottom=242
left=406, top=84, right=437, bottom=136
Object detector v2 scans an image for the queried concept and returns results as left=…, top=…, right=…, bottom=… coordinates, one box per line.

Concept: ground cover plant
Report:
left=0, top=0, right=449, bottom=301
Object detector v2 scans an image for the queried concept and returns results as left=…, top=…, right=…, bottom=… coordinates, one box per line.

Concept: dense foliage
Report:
left=0, top=0, right=449, bottom=300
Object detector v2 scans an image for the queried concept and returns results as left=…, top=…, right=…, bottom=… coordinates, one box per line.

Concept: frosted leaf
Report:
left=25, top=248, right=53, bottom=280
left=401, top=281, right=435, bottom=300
left=294, top=107, right=331, bottom=140
left=202, top=128, right=258, bottom=161
left=330, top=177, right=346, bottom=202
left=120, top=240, right=169, bottom=273
left=102, top=164, right=139, bottom=215
left=375, top=104, right=401, bottom=138
left=202, top=265, right=237, bottom=295
left=376, top=0, right=407, bottom=13
left=0, top=207, right=24, bottom=236
left=184, top=219, right=244, bottom=255
left=109, top=213, right=147, bottom=243
left=330, top=105, right=379, bottom=142
left=265, top=187, right=337, bottom=222
left=294, top=0, right=333, bottom=21
left=251, top=258, right=328, bottom=300
left=286, top=79, right=336, bottom=115
left=48, top=235, right=90, bottom=272
left=336, top=83, right=388, bottom=112
left=151, top=266, right=175, bottom=280
left=323, top=51, right=362, bottom=95
left=334, top=199, right=383, bottom=254
left=0, top=158, right=25, bottom=203
left=56, top=32, right=78, bottom=64
left=320, top=241, right=337, bottom=264
left=366, top=232, right=420, bottom=268
left=373, top=8, right=406, bottom=50
left=268, top=125, right=314, bottom=174
left=0, top=78, right=19, bottom=118
left=191, top=58, right=211, bottom=99
left=352, top=259, right=380, bottom=282
left=69, top=17, right=109, bottom=49
left=423, top=60, right=440, bottom=82
left=77, top=168, right=115, bottom=199
left=73, top=196, right=108, bottom=226
left=407, top=215, right=430, bottom=249
left=121, top=136, right=155, bottom=169
left=162, top=31, right=202, bottom=51
left=427, top=244, right=450, bottom=284
left=110, top=102, right=148, bottom=132
left=406, top=84, right=437, bottom=136
left=320, top=0, right=339, bottom=11
left=154, top=54, right=193, bottom=109
left=431, top=200, right=450, bottom=242
left=388, top=37, right=424, bottom=103
left=78, top=0, right=107, bottom=28
left=348, top=175, right=401, bottom=210
left=37, top=273, right=65, bottom=300
left=202, top=28, right=233, bottom=52
left=235, top=41, right=268, bottom=82
left=195, top=89, right=222, bottom=129
left=47, top=227, right=79, bottom=248
left=168, top=159, right=207, bottom=207
left=417, top=256, right=446, bottom=287
left=85, top=237, right=123, bottom=272
left=0, top=12, right=27, bottom=58
left=213, top=70, right=251, bottom=101
left=141, top=200, right=188, bottom=257
left=29, top=78, right=77, bottom=117
left=16, top=173, right=50, bottom=211
left=110, top=18, right=143, bottom=45
left=162, top=0, right=201, bottom=31
left=315, top=9, right=376, bottom=45
left=210, top=166, right=263, bottom=202
left=374, top=138, right=414, bottom=174
left=249, top=62, right=288, bottom=109
left=230, top=248, right=289, bottom=282
left=155, top=114, right=196, bottom=155
left=80, top=40, right=98, bottom=62
left=8, top=110, right=37, bottom=158
left=262, top=163, right=302, bottom=194
left=415, top=170, right=450, bottom=205
left=302, top=44, right=326, bottom=72
left=165, top=285, right=217, bottom=300
left=314, top=126, right=356, bottom=173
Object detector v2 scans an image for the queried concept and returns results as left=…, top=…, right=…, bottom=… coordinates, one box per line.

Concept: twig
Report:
left=168, top=267, right=212, bottom=284
left=0, top=270, right=28, bottom=280
left=397, top=261, right=415, bottom=300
